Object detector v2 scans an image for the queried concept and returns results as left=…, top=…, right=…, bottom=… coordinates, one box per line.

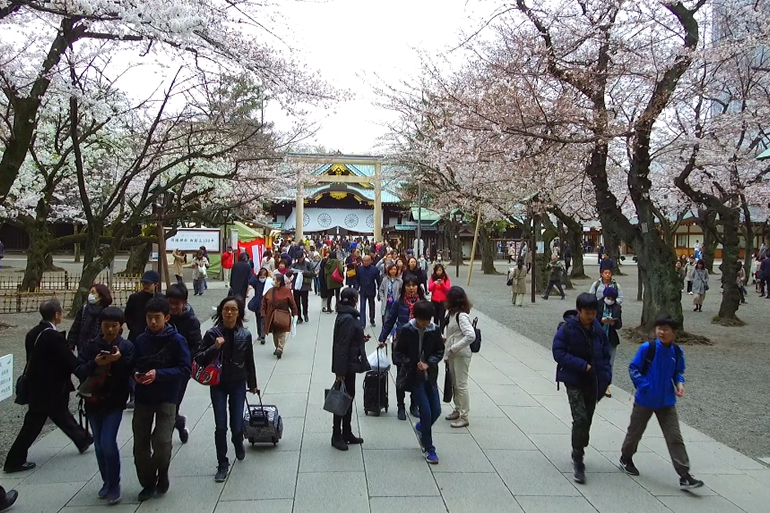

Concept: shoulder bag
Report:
left=15, top=327, right=53, bottom=405
left=192, top=328, right=223, bottom=386
left=331, top=265, right=344, bottom=284
left=271, top=289, right=292, bottom=331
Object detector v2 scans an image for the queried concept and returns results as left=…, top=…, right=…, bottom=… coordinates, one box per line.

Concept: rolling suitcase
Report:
left=243, top=395, right=283, bottom=446
left=363, top=345, right=389, bottom=416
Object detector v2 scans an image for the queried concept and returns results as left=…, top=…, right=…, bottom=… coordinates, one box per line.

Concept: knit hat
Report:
left=141, top=270, right=161, bottom=284
left=603, top=286, right=618, bottom=299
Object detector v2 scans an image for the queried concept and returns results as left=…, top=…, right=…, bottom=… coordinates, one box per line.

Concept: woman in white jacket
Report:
left=443, top=286, right=476, bottom=428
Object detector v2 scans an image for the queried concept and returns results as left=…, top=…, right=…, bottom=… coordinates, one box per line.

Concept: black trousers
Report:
left=432, top=300, right=446, bottom=329
left=326, top=289, right=341, bottom=311
left=5, top=393, right=91, bottom=468
left=543, top=280, right=565, bottom=298
left=333, top=373, right=356, bottom=436
left=175, top=377, right=190, bottom=428
left=293, top=290, right=309, bottom=318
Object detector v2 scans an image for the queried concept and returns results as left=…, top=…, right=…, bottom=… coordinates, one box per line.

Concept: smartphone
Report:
left=99, top=350, right=112, bottom=355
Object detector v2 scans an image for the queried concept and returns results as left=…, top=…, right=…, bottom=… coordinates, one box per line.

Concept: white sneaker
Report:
left=688, top=292, right=694, bottom=295
left=450, top=418, right=469, bottom=428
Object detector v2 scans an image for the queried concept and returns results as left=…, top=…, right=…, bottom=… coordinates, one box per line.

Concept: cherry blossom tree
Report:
left=0, top=0, right=335, bottom=204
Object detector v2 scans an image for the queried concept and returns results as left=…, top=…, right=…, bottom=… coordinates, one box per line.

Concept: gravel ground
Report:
left=461, top=258, right=770, bottom=461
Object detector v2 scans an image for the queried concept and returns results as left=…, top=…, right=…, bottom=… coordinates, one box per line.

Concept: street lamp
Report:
left=152, top=187, right=175, bottom=292
left=453, top=211, right=464, bottom=278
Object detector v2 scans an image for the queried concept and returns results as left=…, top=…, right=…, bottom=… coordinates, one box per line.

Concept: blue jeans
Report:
left=88, top=408, right=124, bottom=493
left=411, top=380, right=441, bottom=453
left=210, top=380, right=247, bottom=465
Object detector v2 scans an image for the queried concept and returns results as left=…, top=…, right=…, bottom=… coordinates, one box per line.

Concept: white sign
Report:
left=283, top=208, right=378, bottom=234
left=166, top=229, right=221, bottom=252
left=0, top=354, right=13, bottom=402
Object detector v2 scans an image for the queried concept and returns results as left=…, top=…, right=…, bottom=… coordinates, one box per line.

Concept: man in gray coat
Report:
left=291, top=252, right=315, bottom=323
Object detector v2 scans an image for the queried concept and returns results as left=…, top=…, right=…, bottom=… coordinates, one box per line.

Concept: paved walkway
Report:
left=2, top=299, right=769, bottom=513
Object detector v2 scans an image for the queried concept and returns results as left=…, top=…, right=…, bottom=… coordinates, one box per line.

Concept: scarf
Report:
left=404, top=293, right=419, bottom=320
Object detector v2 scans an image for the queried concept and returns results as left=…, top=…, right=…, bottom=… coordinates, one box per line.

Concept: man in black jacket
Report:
left=4, top=300, right=93, bottom=473
left=167, top=284, right=202, bottom=444
left=229, top=252, right=252, bottom=299
left=124, top=271, right=163, bottom=342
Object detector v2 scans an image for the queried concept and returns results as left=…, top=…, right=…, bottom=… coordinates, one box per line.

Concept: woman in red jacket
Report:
left=428, top=264, right=451, bottom=328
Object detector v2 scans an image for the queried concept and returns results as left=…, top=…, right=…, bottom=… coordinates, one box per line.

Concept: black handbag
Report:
left=443, top=363, right=453, bottom=403
left=15, top=327, right=53, bottom=405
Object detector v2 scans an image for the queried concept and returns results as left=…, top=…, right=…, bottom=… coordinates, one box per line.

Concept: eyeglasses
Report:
left=222, top=307, right=239, bottom=313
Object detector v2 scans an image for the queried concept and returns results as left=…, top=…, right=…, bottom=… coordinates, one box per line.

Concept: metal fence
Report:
left=0, top=273, right=144, bottom=314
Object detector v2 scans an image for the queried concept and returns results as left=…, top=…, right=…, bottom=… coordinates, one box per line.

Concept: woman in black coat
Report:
left=331, top=288, right=370, bottom=451
left=68, top=283, right=113, bottom=353
left=194, top=296, right=258, bottom=482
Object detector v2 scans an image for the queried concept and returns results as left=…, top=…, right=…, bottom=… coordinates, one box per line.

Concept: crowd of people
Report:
left=0, top=235, right=719, bottom=511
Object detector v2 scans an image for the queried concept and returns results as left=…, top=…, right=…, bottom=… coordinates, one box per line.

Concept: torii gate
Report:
left=286, top=153, right=384, bottom=242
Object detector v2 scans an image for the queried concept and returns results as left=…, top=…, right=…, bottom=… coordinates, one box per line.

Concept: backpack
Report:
left=454, top=313, right=482, bottom=353
left=640, top=341, right=682, bottom=376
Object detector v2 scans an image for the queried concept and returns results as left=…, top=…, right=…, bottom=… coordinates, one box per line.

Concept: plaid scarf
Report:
left=405, top=293, right=420, bottom=320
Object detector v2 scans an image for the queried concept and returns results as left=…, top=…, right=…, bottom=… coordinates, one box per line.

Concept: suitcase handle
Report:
left=245, top=388, right=269, bottom=425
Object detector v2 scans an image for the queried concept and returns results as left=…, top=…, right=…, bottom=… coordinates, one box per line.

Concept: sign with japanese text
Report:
left=165, top=229, right=221, bottom=253
left=0, top=354, right=13, bottom=402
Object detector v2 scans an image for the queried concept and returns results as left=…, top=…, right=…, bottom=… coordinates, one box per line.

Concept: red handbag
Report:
left=192, top=357, right=222, bottom=386
left=331, top=266, right=344, bottom=284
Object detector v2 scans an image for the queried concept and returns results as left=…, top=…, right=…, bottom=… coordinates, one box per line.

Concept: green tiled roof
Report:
left=411, top=207, right=441, bottom=222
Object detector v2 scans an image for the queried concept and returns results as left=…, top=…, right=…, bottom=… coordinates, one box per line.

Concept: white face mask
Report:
left=604, top=298, right=615, bottom=306
left=259, top=278, right=266, bottom=283
left=87, top=293, right=98, bottom=305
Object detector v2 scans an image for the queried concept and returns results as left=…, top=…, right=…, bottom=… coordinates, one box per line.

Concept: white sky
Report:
left=271, top=0, right=486, bottom=154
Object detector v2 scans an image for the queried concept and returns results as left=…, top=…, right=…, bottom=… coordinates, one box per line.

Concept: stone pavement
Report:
left=1, top=298, right=769, bottom=513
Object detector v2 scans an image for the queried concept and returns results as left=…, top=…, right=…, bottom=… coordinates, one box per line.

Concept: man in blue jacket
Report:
left=619, top=314, right=704, bottom=489
left=132, top=298, right=191, bottom=502
left=357, top=255, right=381, bottom=328
left=552, top=293, right=612, bottom=484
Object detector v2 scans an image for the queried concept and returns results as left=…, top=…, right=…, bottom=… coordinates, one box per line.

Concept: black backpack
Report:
left=452, top=313, right=482, bottom=353
left=640, top=341, right=682, bottom=376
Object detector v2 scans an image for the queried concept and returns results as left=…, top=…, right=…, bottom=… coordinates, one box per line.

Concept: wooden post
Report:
left=467, top=210, right=482, bottom=286
left=531, top=213, right=538, bottom=303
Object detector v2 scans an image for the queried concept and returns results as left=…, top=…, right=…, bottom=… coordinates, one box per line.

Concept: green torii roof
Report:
left=757, top=148, right=770, bottom=160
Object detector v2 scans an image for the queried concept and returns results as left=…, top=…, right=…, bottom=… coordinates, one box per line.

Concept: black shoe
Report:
left=0, top=490, right=18, bottom=512
left=156, top=473, right=169, bottom=494
left=409, top=403, right=419, bottom=417
left=297, top=317, right=304, bottom=324
left=342, top=432, right=364, bottom=444
left=273, top=349, right=279, bottom=356
left=214, top=464, right=229, bottom=483
left=260, top=337, right=266, bottom=345
left=370, top=320, right=376, bottom=327
left=331, top=435, right=349, bottom=451
left=78, top=437, right=94, bottom=454
left=573, top=458, right=586, bottom=484
left=276, top=351, right=283, bottom=359
left=397, top=406, right=406, bottom=421
left=679, top=474, right=704, bottom=489
left=3, top=462, right=36, bottom=473
left=176, top=415, right=189, bottom=444
left=137, top=487, right=155, bottom=502
left=304, top=315, right=309, bottom=323
left=619, top=456, right=640, bottom=476
left=234, top=439, right=246, bottom=461
left=541, top=296, right=548, bottom=300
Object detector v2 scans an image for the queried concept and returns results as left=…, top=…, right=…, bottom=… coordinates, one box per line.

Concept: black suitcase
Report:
left=243, top=396, right=283, bottom=446
left=363, top=370, right=388, bottom=416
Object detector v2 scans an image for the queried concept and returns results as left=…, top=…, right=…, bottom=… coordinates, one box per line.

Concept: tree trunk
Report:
left=637, top=266, right=644, bottom=301
left=73, top=223, right=81, bottom=263
left=21, top=219, right=51, bottom=291
left=478, top=223, right=498, bottom=274
left=740, top=200, right=754, bottom=283
left=123, top=242, right=152, bottom=275
left=601, top=227, right=624, bottom=276
left=69, top=220, right=106, bottom=316
left=550, top=207, right=587, bottom=279
left=695, top=208, right=717, bottom=273
left=716, top=210, right=742, bottom=324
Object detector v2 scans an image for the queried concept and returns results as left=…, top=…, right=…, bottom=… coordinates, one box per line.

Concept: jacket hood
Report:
left=407, top=318, right=438, bottom=332
left=337, top=304, right=360, bottom=317
left=563, top=309, right=579, bottom=323
left=144, top=323, right=180, bottom=339
left=173, top=304, right=196, bottom=321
